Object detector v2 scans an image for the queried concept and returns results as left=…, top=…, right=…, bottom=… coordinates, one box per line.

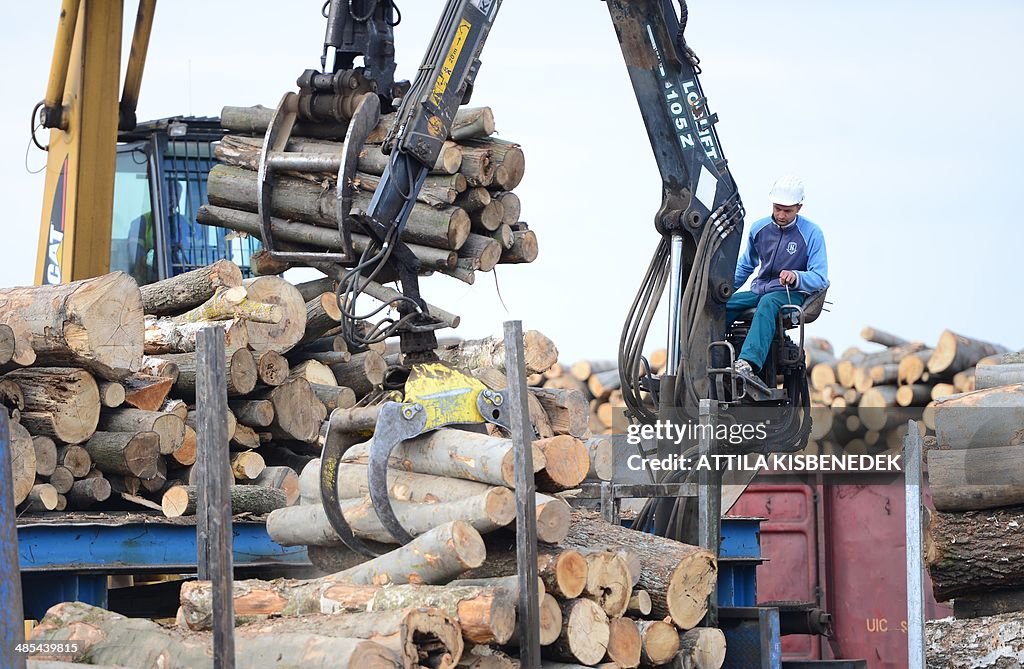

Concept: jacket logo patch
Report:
left=786, top=241, right=798, bottom=255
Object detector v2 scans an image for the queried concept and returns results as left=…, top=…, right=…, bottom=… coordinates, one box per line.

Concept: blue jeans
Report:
left=726, top=290, right=806, bottom=370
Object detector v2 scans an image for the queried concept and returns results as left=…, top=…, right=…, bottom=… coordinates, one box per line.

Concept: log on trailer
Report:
left=926, top=504, right=1024, bottom=601
left=561, top=510, right=717, bottom=629
left=29, top=601, right=401, bottom=669
left=0, top=272, right=143, bottom=379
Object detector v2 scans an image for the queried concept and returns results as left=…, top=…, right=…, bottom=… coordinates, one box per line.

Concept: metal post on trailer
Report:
left=904, top=420, right=925, bottom=669
left=196, top=327, right=236, bottom=669
left=503, top=320, right=541, bottom=669
left=697, top=398, right=721, bottom=628
left=0, top=412, right=27, bottom=669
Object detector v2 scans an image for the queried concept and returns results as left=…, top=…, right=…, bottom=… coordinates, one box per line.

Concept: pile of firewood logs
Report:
left=200, top=104, right=536, bottom=287
left=13, top=266, right=725, bottom=668
left=920, top=350, right=1024, bottom=667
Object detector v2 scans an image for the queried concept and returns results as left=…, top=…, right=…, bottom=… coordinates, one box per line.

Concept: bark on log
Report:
left=230, top=399, right=275, bottom=428
left=180, top=579, right=516, bottom=647
left=535, top=435, right=590, bottom=492
left=67, top=476, right=111, bottom=507
left=500, top=230, right=538, bottom=264
left=438, top=330, right=557, bottom=375
left=0, top=313, right=36, bottom=367
left=342, top=430, right=545, bottom=488
left=925, top=610, right=1024, bottom=668
left=29, top=601, right=400, bottom=669
left=82, top=431, right=160, bottom=479
left=563, top=510, right=717, bottom=629
left=267, top=488, right=514, bottom=545
left=231, top=608, right=464, bottom=669
left=543, top=599, right=610, bottom=666
left=333, top=520, right=485, bottom=586
left=304, top=459, right=494, bottom=504
left=310, top=383, right=357, bottom=411
left=144, top=316, right=249, bottom=355
left=531, top=388, right=590, bottom=439
left=9, top=420, right=35, bottom=505
left=457, top=233, right=502, bottom=273
left=605, top=617, right=641, bottom=668
left=252, top=378, right=327, bottom=443
left=896, top=384, right=933, bottom=407
left=299, top=292, right=343, bottom=351
left=170, top=285, right=281, bottom=325
left=157, top=348, right=258, bottom=397
left=927, top=444, right=1024, bottom=511
left=678, top=628, right=727, bottom=669
left=6, top=367, right=100, bottom=444
left=206, top=165, right=469, bottom=250
left=31, top=435, right=57, bottom=477
left=353, top=171, right=468, bottom=208
left=138, top=258, right=243, bottom=315
left=161, top=484, right=287, bottom=517
left=926, top=505, right=1024, bottom=600
left=331, top=351, right=387, bottom=397
left=976, top=362, right=1024, bottom=390
left=451, top=107, right=496, bottom=141
left=98, top=408, right=185, bottom=457
left=636, top=620, right=679, bottom=667
left=0, top=272, right=143, bottom=380
left=928, top=330, right=1009, bottom=375
left=468, top=200, right=504, bottom=233
left=933, top=384, right=1024, bottom=448
left=584, top=436, right=614, bottom=481
left=47, top=466, right=74, bottom=495
left=464, top=138, right=525, bottom=190
left=860, top=326, right=909, bottom=348
left=198, top=204, right=458, bottom=271
left=140, top=356, right=180, bottom=382
left=252, top=466, right=300, bottom=506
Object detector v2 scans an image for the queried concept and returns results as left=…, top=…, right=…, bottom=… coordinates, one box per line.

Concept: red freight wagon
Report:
left=730, top=473, right=950, bottom=668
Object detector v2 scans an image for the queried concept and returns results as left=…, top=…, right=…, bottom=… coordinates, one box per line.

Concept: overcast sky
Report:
left=2, top=1, right=1021, bottom=362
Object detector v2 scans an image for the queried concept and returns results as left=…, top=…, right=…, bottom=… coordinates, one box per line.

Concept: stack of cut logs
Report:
left=526, top=356, right=641, bottom=436
left=19, top=268, right=729, bottom=667
left=920, top=351, right=1024, bottom=667
left=802, top=326, right=1009, bottom=455
left=202, top=104, right=536, bottom=289
left=0, top=261, right=359, bottom=515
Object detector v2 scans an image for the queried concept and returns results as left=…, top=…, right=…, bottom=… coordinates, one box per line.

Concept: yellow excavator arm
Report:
left=34, top=0, right=156, bottom=285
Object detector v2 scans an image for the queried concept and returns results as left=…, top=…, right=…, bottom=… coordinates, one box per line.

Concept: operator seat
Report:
left=732, top=288, right=829, bottom=329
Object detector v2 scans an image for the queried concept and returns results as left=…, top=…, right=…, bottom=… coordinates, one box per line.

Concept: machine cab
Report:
left=110, top=116, right=258, bottom=284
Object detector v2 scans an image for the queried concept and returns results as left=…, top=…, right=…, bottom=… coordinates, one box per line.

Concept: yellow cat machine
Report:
left=32, top=1, right=258, bottom=287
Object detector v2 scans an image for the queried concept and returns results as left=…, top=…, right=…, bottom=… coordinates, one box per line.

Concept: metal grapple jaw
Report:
left=318, top=363, right=512, bottom=556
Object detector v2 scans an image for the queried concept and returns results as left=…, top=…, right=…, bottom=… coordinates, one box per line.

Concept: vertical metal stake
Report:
left=197, top=327, right=235, bottom=669
left=697, top=398, right=721, bottom=627
left=0, top=412, right=27, bottom=669
left=504, top=320, right=541, bottom=669
left=904, top=420, right=925, bottom=669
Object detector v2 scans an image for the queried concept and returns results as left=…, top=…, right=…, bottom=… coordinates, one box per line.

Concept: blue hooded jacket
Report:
left=734, top=215, right=829, bottom=295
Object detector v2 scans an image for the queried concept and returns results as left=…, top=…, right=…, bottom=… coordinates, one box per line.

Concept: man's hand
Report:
left=779, top=270, right=798, bottom=286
